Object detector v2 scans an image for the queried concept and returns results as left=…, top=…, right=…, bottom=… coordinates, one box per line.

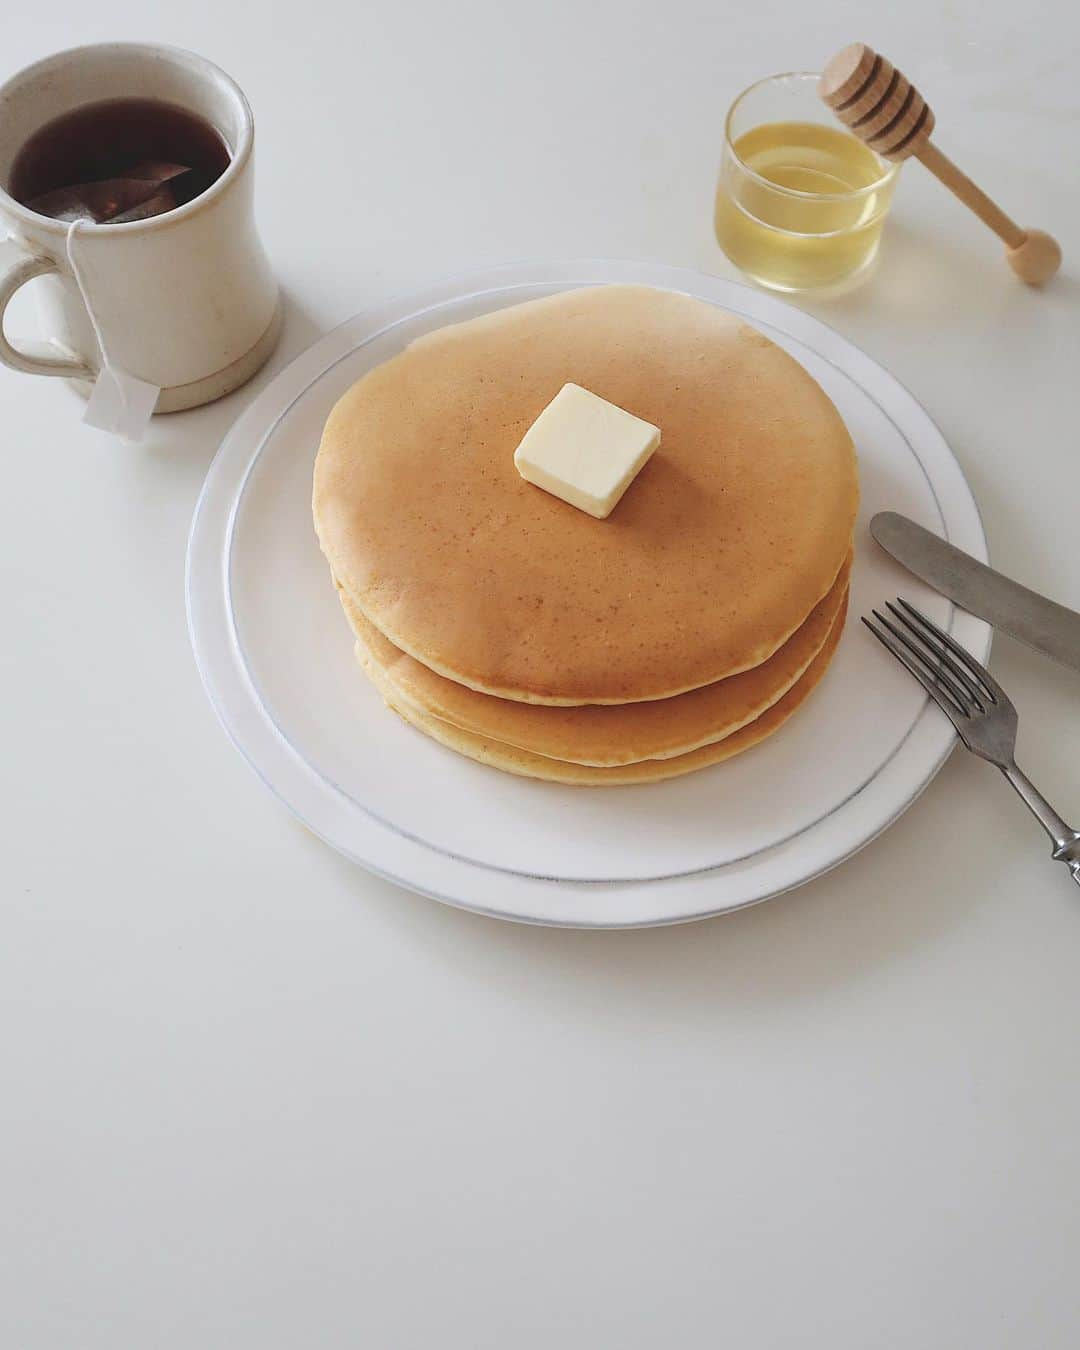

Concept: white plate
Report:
left=187, top=259, right=989, bottom=926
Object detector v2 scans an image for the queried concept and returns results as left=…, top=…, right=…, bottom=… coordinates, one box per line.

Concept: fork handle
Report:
left=1001, top=763, right=1080, bottom=886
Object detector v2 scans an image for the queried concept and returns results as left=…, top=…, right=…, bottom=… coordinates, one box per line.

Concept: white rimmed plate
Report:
left=186, top=259, right=989, bottom=926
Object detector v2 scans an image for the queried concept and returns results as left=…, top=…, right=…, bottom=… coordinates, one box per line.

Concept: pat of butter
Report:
left=513, top=383, right=661, bottom=519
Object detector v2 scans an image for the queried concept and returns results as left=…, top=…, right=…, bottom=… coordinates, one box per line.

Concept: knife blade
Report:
left=870, top=511, right=1080, bottom=674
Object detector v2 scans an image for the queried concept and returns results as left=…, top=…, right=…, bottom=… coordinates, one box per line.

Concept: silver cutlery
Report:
left=863, top=598, right=1080, bottom=887
left=870, top=512, right=1080, bottom=674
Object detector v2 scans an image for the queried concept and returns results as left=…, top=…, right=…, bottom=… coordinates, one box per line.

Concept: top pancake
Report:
left=314, top=285, right=858, bottom=705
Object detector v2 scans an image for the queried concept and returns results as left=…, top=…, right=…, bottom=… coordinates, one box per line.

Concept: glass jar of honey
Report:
left=715, top=73, right=901, bottom=293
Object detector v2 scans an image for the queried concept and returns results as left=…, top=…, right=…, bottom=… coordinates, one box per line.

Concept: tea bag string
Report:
left=66, top=219, right=122, bottom=393
left=65, top=219, right=160, bottom=442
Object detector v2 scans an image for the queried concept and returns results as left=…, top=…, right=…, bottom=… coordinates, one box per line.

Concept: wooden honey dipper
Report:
left=819, top=43, right=1062, bottom=285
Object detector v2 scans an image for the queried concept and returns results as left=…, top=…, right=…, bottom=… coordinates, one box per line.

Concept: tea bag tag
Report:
left=82, top=366, right=160, bottom=441
left=66, top=220, right=161, bottom=442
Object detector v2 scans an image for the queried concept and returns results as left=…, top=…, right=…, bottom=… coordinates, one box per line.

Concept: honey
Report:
left=715, top=120, right=897, bottom=292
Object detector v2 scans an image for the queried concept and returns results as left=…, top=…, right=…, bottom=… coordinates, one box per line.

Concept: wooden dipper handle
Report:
left=819, top=44, right=1062, bottom=285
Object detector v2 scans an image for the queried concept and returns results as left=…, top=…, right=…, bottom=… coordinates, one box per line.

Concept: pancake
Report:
left=360, top=597, right=847, bottom=785
left=314, top=285, right=858, bottom=705
left=338, top=557, right=850, bottom=766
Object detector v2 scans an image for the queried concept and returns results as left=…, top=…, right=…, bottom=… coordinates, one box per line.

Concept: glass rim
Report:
left=724, top=71, right=901, bottom=201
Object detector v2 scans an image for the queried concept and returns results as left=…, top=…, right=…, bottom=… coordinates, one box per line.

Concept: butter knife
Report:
left=870, top=511, right=1080, bottom=675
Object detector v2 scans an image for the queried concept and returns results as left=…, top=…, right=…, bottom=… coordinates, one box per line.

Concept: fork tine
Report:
left=894, top=598, right=1007, bottom=707
left=861, top=615, right=969, bottom=729
left=871, top=608, right=978, bottom=716
left=884, top=602, right=987, bottom=711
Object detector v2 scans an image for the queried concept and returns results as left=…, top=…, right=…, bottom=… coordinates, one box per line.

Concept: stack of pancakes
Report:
left=313, top=286, right=857, bottom=785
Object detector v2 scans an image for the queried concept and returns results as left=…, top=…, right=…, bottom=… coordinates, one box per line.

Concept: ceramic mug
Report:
left=0, top=43, right=280, bottom=412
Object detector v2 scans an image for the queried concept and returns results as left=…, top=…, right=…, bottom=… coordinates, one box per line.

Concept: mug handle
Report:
left=0, top=240, right=95, bottom=380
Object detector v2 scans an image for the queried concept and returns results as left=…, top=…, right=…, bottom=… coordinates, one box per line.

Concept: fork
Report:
left=863, top=599, right=1080, bottom=887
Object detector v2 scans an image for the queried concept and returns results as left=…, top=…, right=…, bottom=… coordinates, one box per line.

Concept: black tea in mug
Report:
left=10, top=96, right=231, bottom=224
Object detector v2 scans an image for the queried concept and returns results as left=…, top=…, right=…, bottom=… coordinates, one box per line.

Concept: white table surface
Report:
left=3, top=2, right=1079, bottom=1346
